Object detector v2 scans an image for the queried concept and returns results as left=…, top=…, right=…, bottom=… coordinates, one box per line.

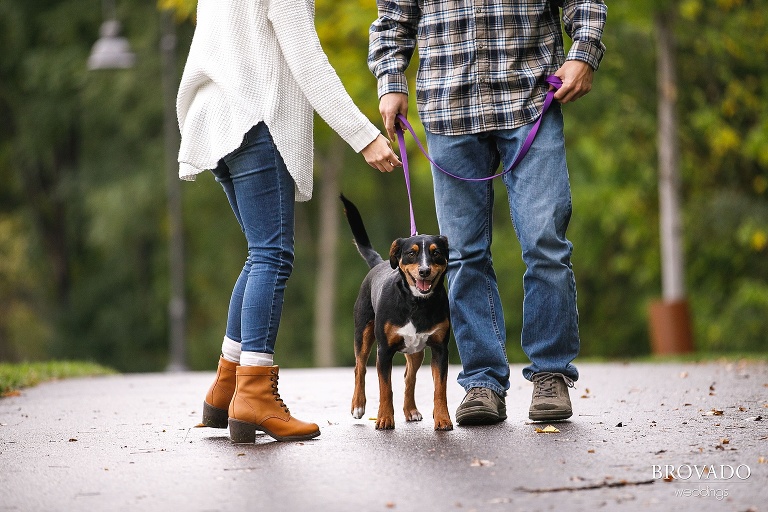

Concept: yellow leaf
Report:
left=534, top=425, right=560, bottom=433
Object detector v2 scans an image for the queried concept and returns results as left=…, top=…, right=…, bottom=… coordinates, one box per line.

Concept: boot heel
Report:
left=202, top=402, right=229, bottom=428
left=228, top=419, right=257, bottom=443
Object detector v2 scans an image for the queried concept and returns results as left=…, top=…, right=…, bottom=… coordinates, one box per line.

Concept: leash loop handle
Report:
left=395, top=75, right=562, bottom=237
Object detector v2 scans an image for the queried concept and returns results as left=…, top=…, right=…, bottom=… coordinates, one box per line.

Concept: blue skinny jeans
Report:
left=210, top=123, right=295, bottom=355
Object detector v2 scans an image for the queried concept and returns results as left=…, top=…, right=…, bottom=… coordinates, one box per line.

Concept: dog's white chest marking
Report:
left=397, top=322, right=436, bottom=354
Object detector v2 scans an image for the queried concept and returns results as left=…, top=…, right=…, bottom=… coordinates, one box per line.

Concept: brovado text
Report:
left=652, top=464, right=751, bottom=481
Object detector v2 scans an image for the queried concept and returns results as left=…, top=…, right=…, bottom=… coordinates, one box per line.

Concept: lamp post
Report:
left=160, top=10, right=188, bottom=372
left=88, top=0, right=135, bottom=70
left=89, top=1, right=188, bottom=371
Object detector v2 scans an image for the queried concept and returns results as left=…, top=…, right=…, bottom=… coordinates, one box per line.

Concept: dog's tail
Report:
left=340, top=194, right=384, bottom=269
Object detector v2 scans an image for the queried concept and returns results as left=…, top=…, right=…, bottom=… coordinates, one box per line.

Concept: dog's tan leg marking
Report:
left=351, top=322, right=374, bottom=419
left=374, top=322, right=401, bottom=429
left=430, top=319, right=453, bottom=431
left=376, top=355, right=395, bottom=429
left=403, top=351, right=425, bottom=421
left=431, top=361, right=452, bottom=430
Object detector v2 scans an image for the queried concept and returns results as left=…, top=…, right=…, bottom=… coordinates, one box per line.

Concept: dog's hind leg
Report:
left=351, top=322, right=375, bottom=419
left=403, top=351, right=424, bottom=422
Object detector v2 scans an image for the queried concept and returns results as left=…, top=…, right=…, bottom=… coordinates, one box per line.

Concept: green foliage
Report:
left=0, top=0, right=765, bottom=372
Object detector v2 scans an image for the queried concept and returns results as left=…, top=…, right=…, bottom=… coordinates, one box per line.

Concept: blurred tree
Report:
left=0, top=0, right=765, bottom=373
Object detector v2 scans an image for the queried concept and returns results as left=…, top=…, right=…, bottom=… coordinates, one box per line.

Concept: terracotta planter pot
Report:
left=649, top=299, right=694, bottom=355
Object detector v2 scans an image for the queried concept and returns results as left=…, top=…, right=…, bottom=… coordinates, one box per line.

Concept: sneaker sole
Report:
left=528, top=409, right=572, bottom=421
left=456, top=406, right=507, bottom=426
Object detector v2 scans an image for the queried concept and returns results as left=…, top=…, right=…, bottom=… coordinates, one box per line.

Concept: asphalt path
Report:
left=1, top=361, right=766, bottom=512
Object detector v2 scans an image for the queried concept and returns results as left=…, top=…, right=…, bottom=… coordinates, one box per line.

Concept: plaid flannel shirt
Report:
left=369, top=0, right=607, bottom=135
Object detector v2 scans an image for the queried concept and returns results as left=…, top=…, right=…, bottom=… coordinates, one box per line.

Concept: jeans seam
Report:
left=264, top=140, right=289, bottom=354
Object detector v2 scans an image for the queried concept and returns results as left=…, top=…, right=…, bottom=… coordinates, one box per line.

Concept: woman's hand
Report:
left=361, top=134, right=402, bottom=173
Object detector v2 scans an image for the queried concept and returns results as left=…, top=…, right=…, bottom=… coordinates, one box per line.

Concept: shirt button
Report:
left=476, top=7, right=482, bottom=13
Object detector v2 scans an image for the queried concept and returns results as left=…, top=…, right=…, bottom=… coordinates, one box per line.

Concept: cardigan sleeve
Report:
left=267, top=0, right=381, bottom=152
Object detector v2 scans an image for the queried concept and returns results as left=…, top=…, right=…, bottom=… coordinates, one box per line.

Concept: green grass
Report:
left=0, top=361, right=117, bottom=396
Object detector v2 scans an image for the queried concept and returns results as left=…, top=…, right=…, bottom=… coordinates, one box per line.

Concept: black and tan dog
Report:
left=340, top=194, right=452, bottom=431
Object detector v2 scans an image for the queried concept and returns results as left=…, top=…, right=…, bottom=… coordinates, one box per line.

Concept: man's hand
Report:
left=553, top=60, right=595, bottom=103
left=379, top=92, right=409, bottom=143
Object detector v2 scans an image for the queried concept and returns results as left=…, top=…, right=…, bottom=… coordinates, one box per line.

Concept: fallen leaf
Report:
left=615, top=422, right=623, bottom=427
left=663, top=475, right=675, bottom=482
left=535, top=425, right=560, bottom=433
left=69, top=438, right=78, bottom=442
left=193, top=423, right=206, bottom=428
left=237, top=453, right=245, bottom=457
left=368, top=417, right=377, bottom=421
left=385, top=502, right=396, bottom=509
left=587, top=449, right=595, bottom=453
left=470, top=458, right=495, bottom=467
left=758, top=457, right=767, bottom=464
left=704, top=409, right=724, bottom=416
left=679, top=371, right=688, bottom=378
left=721, top=438, right=730, bottom=445
left=745, top=416, right=763, bottom=421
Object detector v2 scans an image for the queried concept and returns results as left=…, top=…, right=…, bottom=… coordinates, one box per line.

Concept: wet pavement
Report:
left=1, top=361, right=766, bottom=511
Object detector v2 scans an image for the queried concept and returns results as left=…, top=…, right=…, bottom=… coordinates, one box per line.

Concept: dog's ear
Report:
left=439, top=235, right=449, bottom=259
left=389, top=239, right=403, bottom=269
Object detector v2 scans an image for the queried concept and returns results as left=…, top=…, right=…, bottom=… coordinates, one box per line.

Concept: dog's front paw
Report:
left=351, top=406, right=365, bottom=419
left=375, top=416, right=395, bottom=430
left=433, top=411, right=453, bottom=430
left=404, top=408, right=423, bottom=422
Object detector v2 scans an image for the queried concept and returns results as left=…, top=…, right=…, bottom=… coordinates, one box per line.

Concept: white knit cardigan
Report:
left=176, top=0, right=381, bottom=201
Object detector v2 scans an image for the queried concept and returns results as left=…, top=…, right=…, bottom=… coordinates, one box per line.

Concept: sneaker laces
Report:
left=466, top=387, right=493, bottom=402
left=532, top=373, right=575, bottom=399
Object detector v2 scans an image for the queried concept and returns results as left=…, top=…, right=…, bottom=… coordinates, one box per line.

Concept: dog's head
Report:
left=389, top=235, right=449, bottom=298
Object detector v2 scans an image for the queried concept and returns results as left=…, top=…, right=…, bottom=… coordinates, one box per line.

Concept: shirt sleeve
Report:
left=368, top=0, right=420, bottom=98
left=267, top=0, right=380, bottom=153
left=562, top=0, right=607, bottom=70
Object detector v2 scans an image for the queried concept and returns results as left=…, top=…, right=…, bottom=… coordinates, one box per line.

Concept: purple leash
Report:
left=395, top=75, right=562, bottom=236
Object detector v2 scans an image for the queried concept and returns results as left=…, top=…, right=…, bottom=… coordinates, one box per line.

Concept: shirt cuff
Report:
left=566, top=40, right=605, bottom=71
left=377, top=73, right=409, bottom=98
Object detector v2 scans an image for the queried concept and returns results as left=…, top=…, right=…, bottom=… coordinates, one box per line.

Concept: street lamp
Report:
left=88, top=0, right=135, bottom=70
left=88, top=2, right=188, bottom=371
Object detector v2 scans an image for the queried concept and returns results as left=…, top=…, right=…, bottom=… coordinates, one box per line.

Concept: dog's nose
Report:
left=418, top=267, right=431, bottom=278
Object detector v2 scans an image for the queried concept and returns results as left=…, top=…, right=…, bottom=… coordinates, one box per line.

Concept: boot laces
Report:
left=270, top=374, right=290, bottom=413
left=533, top=373, right=574, bottom=399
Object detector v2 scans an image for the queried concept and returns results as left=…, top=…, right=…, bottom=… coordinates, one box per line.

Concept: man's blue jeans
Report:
left=210, top=122, right=295, bottom=355
left=426, top=104, right=580, bottom=396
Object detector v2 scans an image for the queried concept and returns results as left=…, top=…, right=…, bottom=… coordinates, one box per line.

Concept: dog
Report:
left=340, top=194, right=452, bottom=431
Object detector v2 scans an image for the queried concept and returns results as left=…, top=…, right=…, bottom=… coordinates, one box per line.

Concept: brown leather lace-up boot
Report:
left=228, top=365, right=321, bottom=442
left=201, top=356, right=238, bottom=428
